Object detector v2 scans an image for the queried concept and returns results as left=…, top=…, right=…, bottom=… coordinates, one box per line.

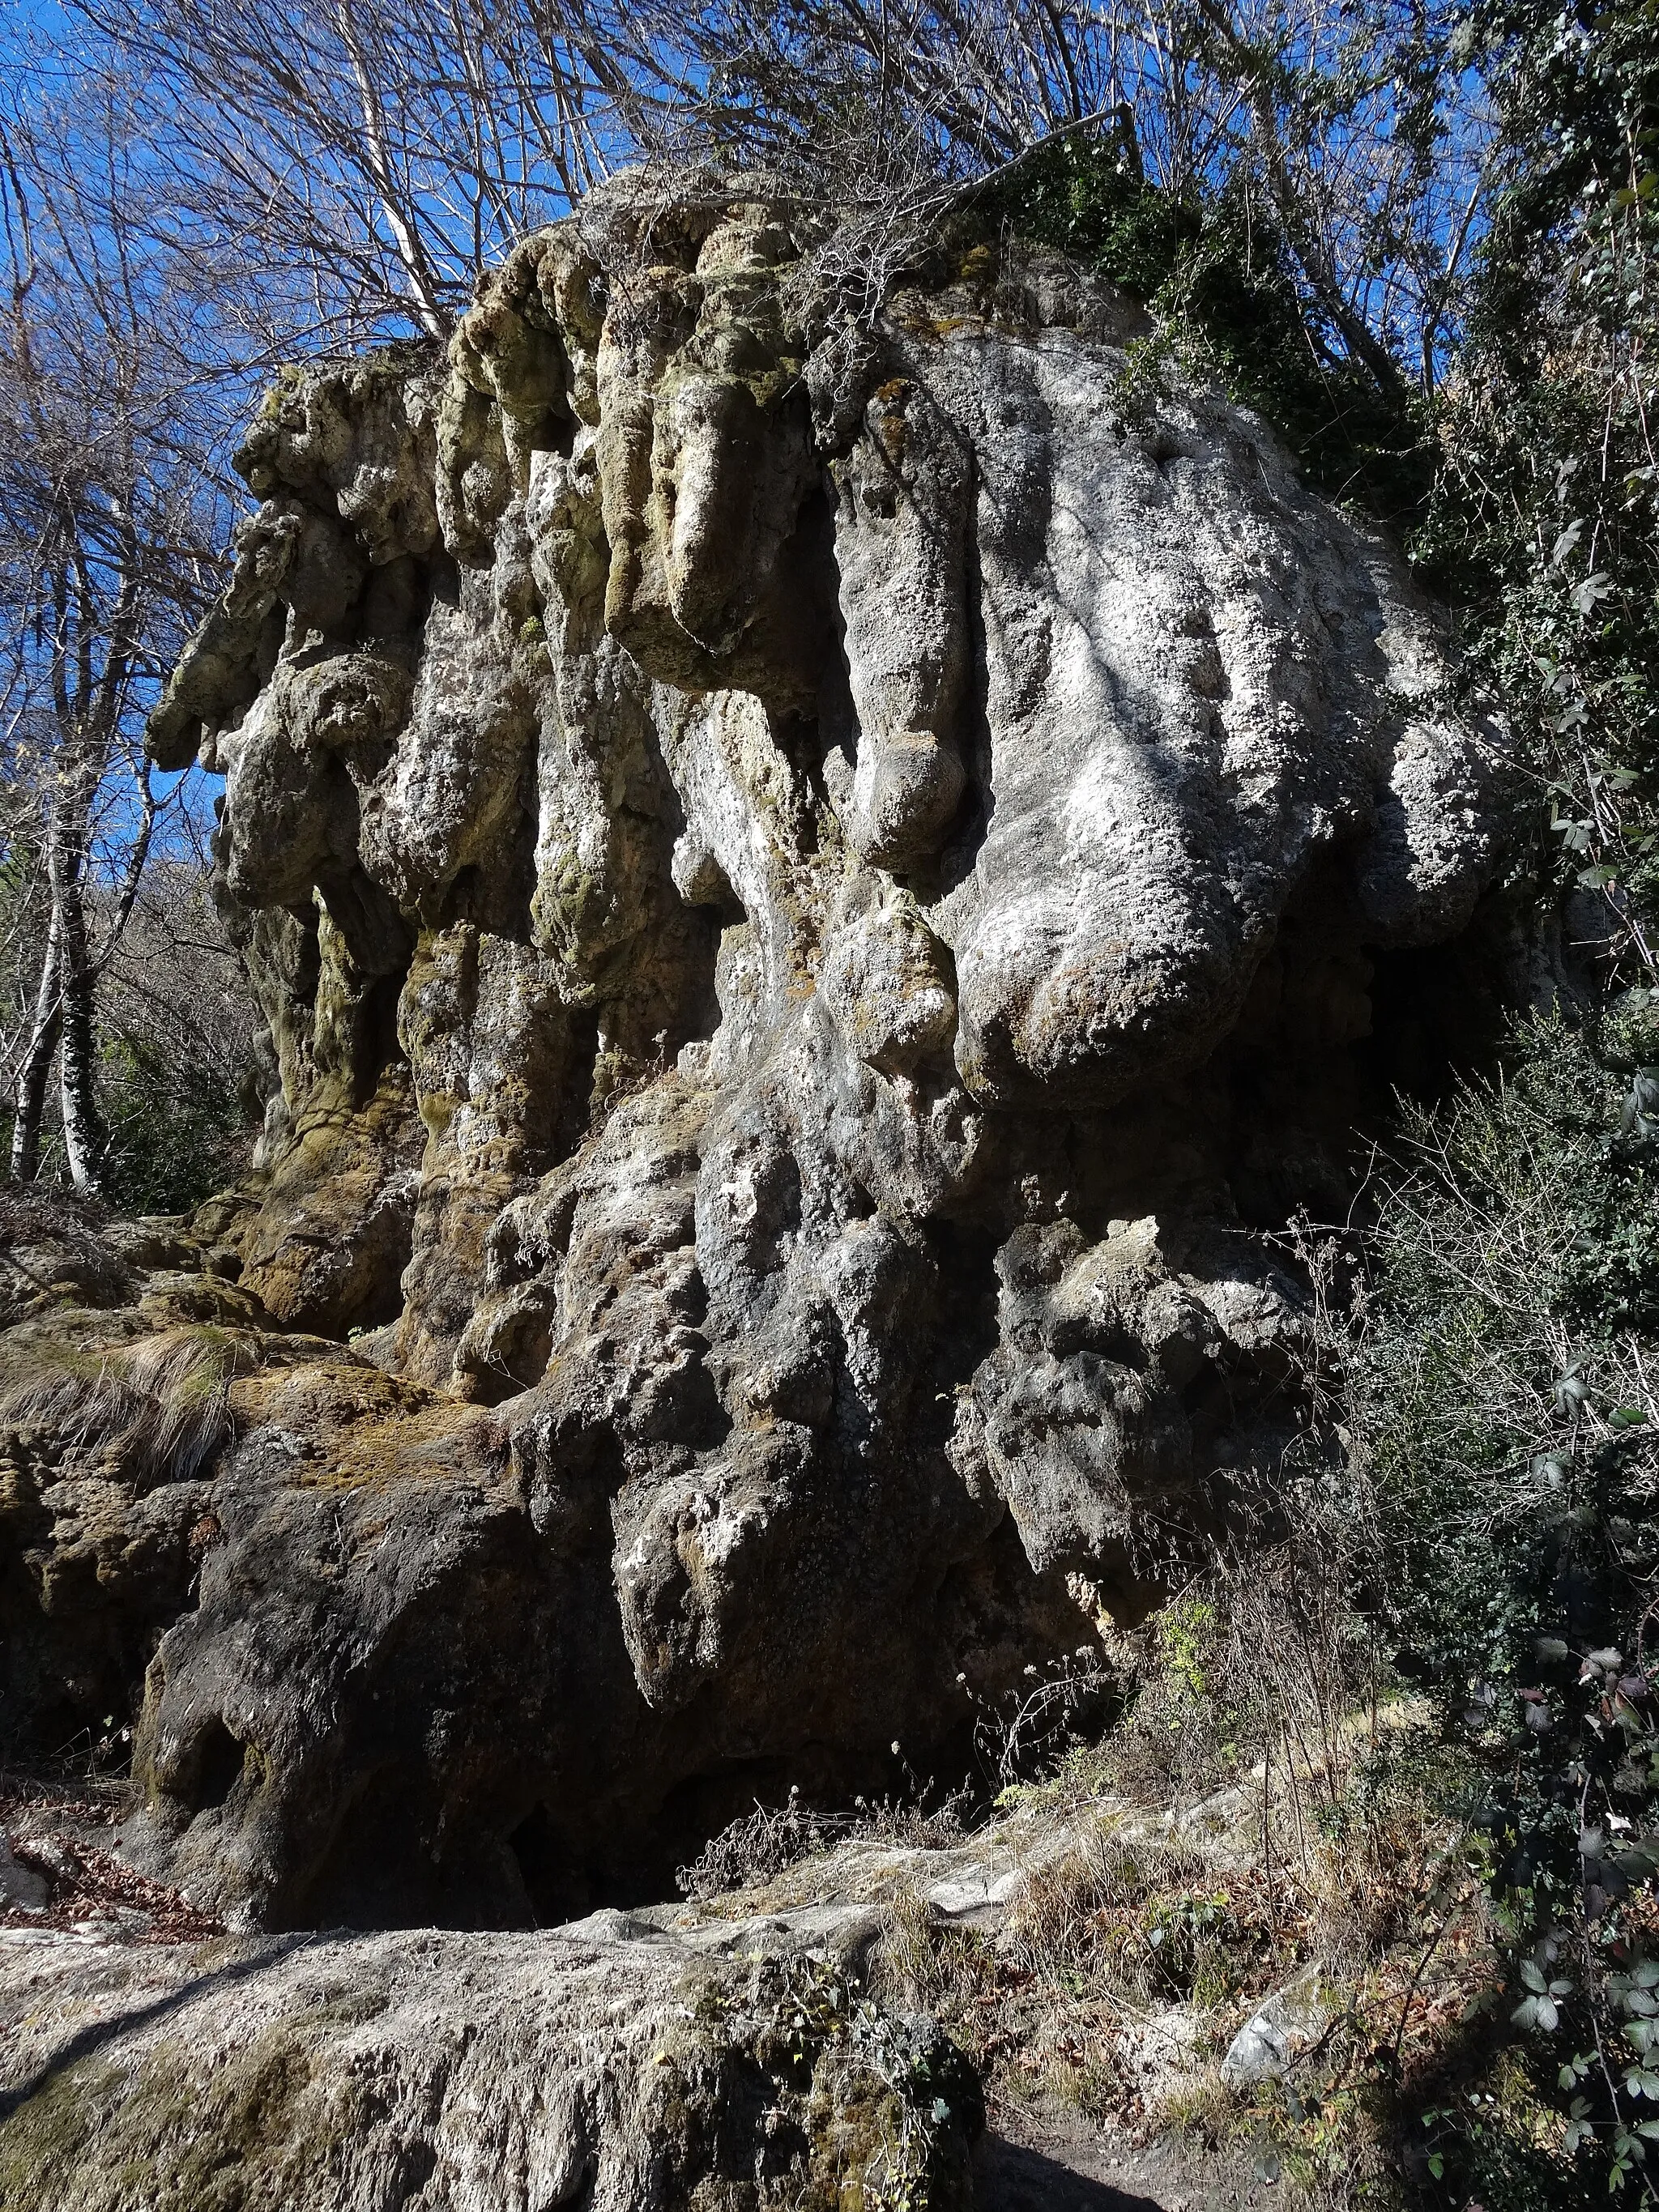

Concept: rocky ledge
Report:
left=0, top=1911, right=979, bottom=2210
left=2, top=176, right=1512, bottom=1938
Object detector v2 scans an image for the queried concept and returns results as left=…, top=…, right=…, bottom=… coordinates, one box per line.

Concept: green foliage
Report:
left=1419, top=2049, right=1590, bottom=2212
left=1159, top=1591, right=1219, bottom=1705
left=1417, top=0, right=1659, bottom=977
left=1362, top=1011, right=1659, bottom=1684
left=1359, top=1008, right=1659, bottom=2195
left=986, top=127, right=1198, bottom=300
left=98, top=1034, right=249, bottom=1216
left=986, top=130, right=1431, bottom=526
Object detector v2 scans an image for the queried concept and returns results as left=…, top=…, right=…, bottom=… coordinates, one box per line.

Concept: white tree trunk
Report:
left=11, top=910, right=62, bottom=1183
left=53, top=832, right=105, bottom=1196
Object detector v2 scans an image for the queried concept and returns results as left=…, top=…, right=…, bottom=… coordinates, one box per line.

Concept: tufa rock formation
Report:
left=2, top=180, right=1511, bottom=1931
left=0, top=1907, right=981, bottom=2210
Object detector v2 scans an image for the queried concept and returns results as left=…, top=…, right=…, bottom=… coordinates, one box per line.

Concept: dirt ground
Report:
left=975, top=2093, right=1273, bottom=2210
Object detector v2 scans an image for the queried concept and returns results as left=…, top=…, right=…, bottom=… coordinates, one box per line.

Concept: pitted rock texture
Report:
left=2, top=179, right=1512, bottom=1929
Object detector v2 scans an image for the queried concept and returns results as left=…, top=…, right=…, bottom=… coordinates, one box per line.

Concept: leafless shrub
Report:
left=675, top=1788, right=853, bottom=1900
left=675, top=1775, right=975, bottom=1901
left=966, top=1647, right=1118, bottom=1796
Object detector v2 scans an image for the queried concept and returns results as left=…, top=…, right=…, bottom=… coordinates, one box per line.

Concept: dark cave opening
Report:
left=506, top=1800, right=603, bottom=1925
left=180, top=1717, right=246, bottom=1815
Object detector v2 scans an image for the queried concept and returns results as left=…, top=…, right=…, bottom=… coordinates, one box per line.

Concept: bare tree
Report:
left=1179, top=0, right=1499, bottom=399
left=62, top=0, right=1497, bottom=399
left=70, top=0, right=631, bottom=343
left=0, top=62, right=237, bottom=1191
left=538, top=0, right=1490, bottom=399
left=93, top=854, right=264, bottom=1209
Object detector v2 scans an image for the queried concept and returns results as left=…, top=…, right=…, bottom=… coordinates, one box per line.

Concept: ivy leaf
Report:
left=1573, top=571, right=1614, bottom=614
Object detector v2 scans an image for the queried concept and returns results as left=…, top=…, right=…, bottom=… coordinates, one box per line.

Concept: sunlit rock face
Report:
left=33, top=176, right=1512, bottom=1928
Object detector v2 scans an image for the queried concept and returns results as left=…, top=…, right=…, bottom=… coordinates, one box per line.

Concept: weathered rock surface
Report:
left=0, top=1773, right=1299, bottom=2211
left=0, top=1914, right=979, bottom=2210
left=1221, top=1963, right=1334, bottom=2087
left=2, top=177, right=1514, bottom=1929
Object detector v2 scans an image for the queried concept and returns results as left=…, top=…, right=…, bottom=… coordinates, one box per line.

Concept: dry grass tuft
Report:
left=1004, top=1823, right=1161, bottom=1978
left=0, top=1324, right=261, bottom=1486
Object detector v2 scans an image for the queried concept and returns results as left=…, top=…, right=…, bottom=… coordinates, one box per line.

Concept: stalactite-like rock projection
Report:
left=2, top=179, right=1512, bottom=1929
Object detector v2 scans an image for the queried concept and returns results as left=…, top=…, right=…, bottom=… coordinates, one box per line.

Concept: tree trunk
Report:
left=53, top=833, right=105, bottom=1196
left=11, top=911, right=62, bottom=1183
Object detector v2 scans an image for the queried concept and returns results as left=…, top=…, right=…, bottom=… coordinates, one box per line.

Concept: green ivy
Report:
left=982, top=130, right=1431, bottom=528
left=1362, top=1012, right=1659, bottom=2197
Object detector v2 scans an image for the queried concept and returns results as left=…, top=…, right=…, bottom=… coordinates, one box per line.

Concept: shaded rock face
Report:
left=5, top=181, right=1512, bottom=1930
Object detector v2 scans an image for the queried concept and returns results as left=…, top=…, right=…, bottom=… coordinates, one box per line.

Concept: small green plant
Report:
left=981, top=129, right=1430, bottom=527
left=1161, top=1592, right=1219, bottom=1704
left=710, top=1952, right=980, bottom=2212
left=1107, top=329, right=1176, bottom=427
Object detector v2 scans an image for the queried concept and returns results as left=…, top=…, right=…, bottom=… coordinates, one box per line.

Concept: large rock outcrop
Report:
left=1, top=178, right=1512, bottom=1929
